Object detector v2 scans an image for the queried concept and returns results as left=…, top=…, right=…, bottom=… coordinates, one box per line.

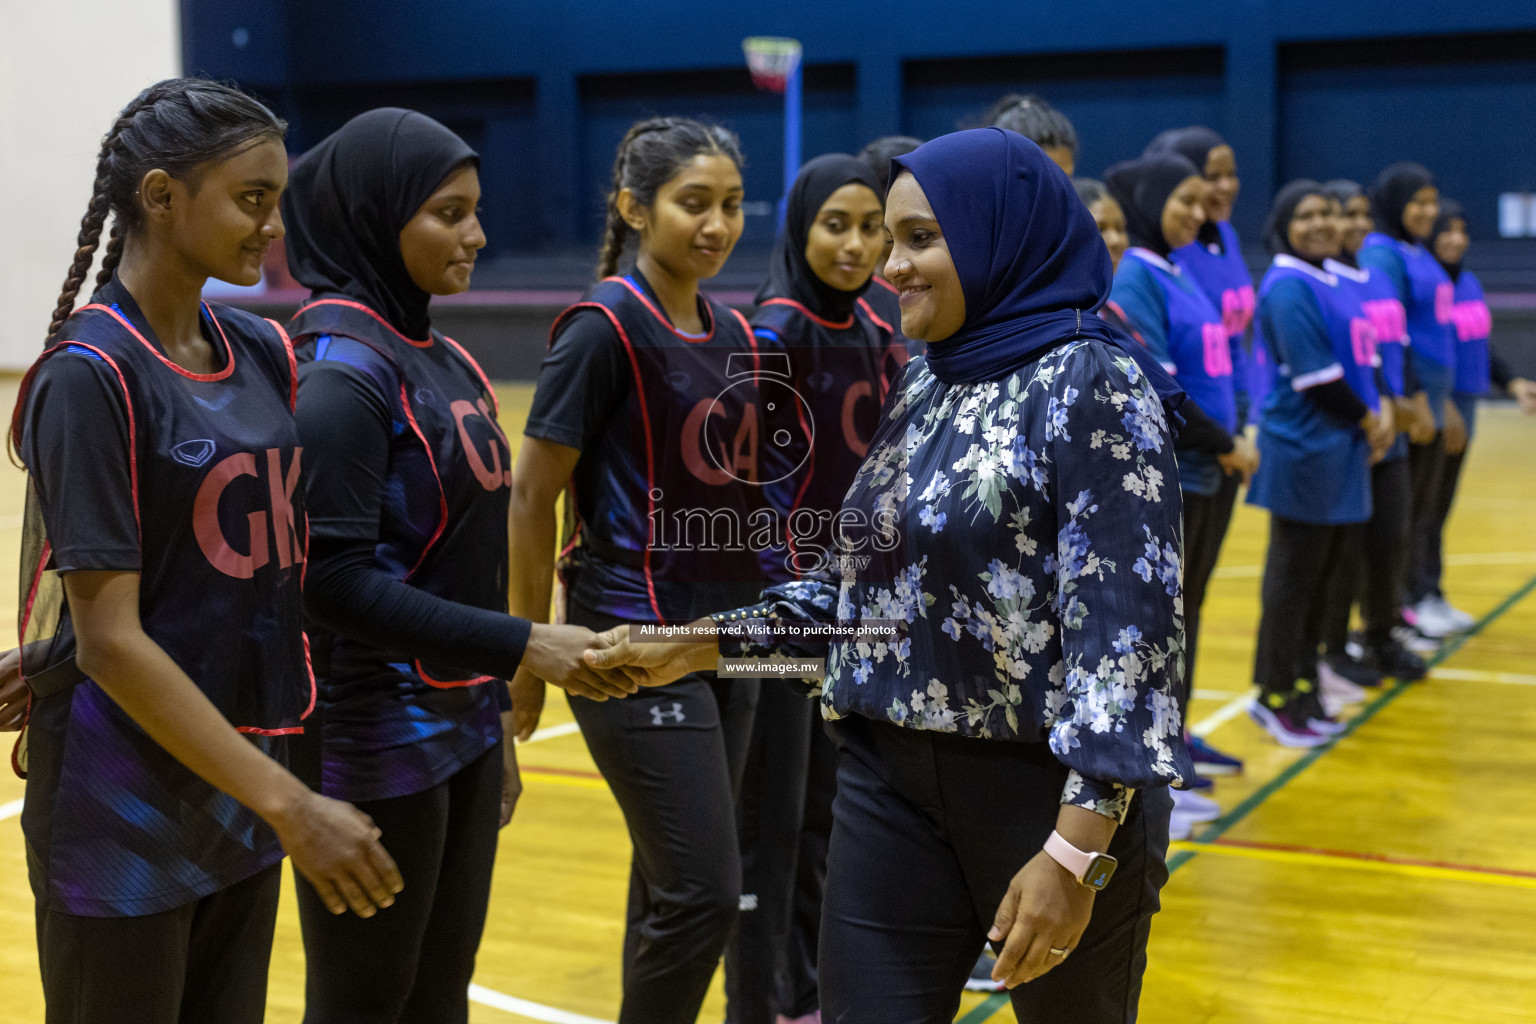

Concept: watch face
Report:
left=1084, top=855, right=1119, bottom=891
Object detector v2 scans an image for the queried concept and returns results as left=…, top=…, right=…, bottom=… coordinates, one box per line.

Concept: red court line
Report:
left=1207, top=836, right=1536, bottom=880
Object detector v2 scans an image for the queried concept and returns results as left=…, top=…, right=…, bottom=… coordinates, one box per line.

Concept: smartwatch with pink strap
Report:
left=1044, top=830, right=1118, bottom=891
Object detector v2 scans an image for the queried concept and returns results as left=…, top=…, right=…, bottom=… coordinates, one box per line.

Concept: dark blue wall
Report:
left=182, top=0, right=1536, bottom=263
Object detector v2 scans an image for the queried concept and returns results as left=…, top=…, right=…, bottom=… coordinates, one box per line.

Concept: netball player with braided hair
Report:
left=508, top=117, right=766, bottom=1023
left=6, top=78, right=401, bottom=1024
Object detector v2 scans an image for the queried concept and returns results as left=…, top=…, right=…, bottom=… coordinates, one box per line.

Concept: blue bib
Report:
left=1449, top=271, right=1491, bottom=396
left=1127, top=248, right=1235, bottom=433
left=1174, top=221, right=1254, bottom=418
left=1247, top=257, right=1373, bottom=525
left=1361, top=233, right=1455, bottom=415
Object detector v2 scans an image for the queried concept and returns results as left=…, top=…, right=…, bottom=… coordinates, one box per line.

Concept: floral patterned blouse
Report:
left=718, top=337, right=1195, bottom=819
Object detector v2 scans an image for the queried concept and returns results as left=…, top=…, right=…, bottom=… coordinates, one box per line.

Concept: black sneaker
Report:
left=1324, top=652, right=1384, bottom=688
left=1365, top=639, right=1427, bottom=681
left=1293, top=679, right=1346, bottom=735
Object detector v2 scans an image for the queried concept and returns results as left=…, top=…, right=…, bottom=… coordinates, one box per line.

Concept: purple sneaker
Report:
left=1248, top=694, right=1329, bottom=748
left=1187, top=734, right=1244, bottom=776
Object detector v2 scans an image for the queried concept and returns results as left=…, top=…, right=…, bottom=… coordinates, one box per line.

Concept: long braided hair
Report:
left=595, top=117, right=743, bottom=280
left=44, top=77, right=287, bottom=343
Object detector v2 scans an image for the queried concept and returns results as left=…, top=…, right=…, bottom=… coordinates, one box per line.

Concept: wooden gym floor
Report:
left=0, top=379, right=1532, bottom=1023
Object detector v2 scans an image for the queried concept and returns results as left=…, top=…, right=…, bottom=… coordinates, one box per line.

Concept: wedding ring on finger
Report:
left=1049, top=946, right=1071, bottom=959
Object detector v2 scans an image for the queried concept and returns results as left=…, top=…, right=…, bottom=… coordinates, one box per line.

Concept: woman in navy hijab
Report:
left=588, top=128, right=1194, bottom=1023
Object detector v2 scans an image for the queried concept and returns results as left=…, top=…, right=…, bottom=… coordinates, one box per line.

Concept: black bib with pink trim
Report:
left=19, top=299, right=312, bottom=736
left=288, top=298, right=512, bottom=689
left=551, top=275, right=773, bottom=623
left=750, top=295, right=907, bottom=582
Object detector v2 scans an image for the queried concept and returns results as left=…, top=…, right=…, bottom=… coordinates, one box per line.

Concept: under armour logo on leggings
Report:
left=649, top=702, right=686, bottom=726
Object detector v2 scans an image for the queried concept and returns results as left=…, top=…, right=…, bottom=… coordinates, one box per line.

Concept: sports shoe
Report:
left=1323, top=652, right=1383, bottom=688
left=1179, top=772, right=1216, bottom=792
left=1171, top=787, right=1221, bottom=822
left=1187, top=734, right=1244, bottom=776
left=965, top=951, right=1005, bottom=993
left=1396, top=625, right=1439, bottom=656
left=1248, top=693, right=1329, bottom=748
left=1429, top=594, right=1475, bottom=632
left=1404, top=598, right=1458, bottom=640
left=1294, top=680, right=1347, bottom=735
left=1168, top=810, right=1196, bottom=841
left=1318, top=660, right=1368, bottom=715
left=1366, top=635, right=1429, bottom=680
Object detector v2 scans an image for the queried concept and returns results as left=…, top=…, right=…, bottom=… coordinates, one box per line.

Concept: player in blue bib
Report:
left=1245, top=182, right=1395, bottom=748
left=1359, top=164, right=1461, bottom=645
left=5, top=79, right=399, bottom=1024
left=512, top=118, right=767, bottom=1024
left=1106, top=152, right=1256, bottom=790
left=1406, top=200, right=1488, bottom=636
left=1143, top=127, right=1255, bottom=429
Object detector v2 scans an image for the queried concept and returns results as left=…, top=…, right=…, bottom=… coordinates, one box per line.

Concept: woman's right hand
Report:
left=582, top=624, right=716, bottom=689
left=1404, top=392, right=1437, bottom=444
left=268, top=789, right=404, bottom=918
left=523, top=623, right=639, bottom=701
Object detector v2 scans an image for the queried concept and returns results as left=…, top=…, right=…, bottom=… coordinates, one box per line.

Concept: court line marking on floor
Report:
left=1167, top=838, right=1536, bottom=890
left=469, top=982, right=615, bottom=1024
left=1430, top=666, right=1536, bottom=686
left=0, top=797, right=21, bottom=822
left=957, top=572, right=1536, bottom=1024
left=1211, top=550, right=1536, bottom=580
left=523, top=721, right=582, bottom=744
left=1189, top=689, right=1257, bottom=738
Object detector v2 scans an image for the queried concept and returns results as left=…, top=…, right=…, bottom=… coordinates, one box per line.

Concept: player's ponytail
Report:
left=595, top=116, right=744, bottom=280
left=43, top=78, right=287, bottom=343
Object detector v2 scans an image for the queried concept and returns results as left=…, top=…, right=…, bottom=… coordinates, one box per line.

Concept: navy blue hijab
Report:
left=890, top=128, right=1185, bottom=421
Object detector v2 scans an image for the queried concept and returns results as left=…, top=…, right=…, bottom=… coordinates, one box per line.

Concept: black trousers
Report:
left=774, top=717, right=839, bottom=1018
left=295, top=743, right=503, bottom=1024
left=1180, top=471, right=1241, bottom=701
left=725, top=680, right=815, bottom=1024
left=1409, top=444, right=1467, bottom=605
left=1405, top=435, right=1448, bottom=605
left=1320, top=455, right=1412, bottom=653
left=1255, top=516, right=1350, bottom=698
left=819, top=716, right=1172, bottom=1024
left=568, top=602, right=759, bottom=1024
left=36, top=862, right=281, bottom=1024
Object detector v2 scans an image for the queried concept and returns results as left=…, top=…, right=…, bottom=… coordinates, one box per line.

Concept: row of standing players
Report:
left=2, top=77, right=1530, bottom=1024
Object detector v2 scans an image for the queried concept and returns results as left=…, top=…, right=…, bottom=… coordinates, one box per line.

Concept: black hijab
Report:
left=1367, top=162, right=1435, bottom=244
left=283, top=108, right=479, bottom=341
left=1103, top=153, right=1204, bottom=258
left=1263, top=179, right=1332, bottom=265
left=757, top=154, right=884, bottom=321
left=1144, top=126, right=1228, bottom=245
left=1430, top=198, right=1466, bottom=282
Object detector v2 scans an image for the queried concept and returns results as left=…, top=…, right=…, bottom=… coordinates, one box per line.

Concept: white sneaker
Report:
left=1392, top=624, right=1440, bottom=655
left=1171, top=787, right=1221, bottom=822
left=1406, top=598, right=1458, bottom=640
left=1430, top=595, right=1475, bottom=631
left=1169, top=811, right=1195, bottom=841
left=1318, top=660, right=1367, bottom=715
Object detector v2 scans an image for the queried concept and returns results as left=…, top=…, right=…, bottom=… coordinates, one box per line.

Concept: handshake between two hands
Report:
left=507, top=620, right=719, bottom=740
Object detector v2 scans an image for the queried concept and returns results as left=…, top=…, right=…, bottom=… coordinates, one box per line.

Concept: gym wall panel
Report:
left=902, top=48, right=1227, bottom=181
left=578, top=65, right=857, bottom=250
left=0, top=0, right=180, bottom=369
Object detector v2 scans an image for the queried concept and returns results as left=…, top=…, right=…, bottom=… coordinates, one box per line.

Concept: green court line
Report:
left=957, top=573, right=1536, bottom=1024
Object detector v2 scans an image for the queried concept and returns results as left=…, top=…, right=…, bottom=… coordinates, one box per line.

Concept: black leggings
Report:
left=819, top=716, right=1172, bottom=1024
left=1181, top=470, right=1241, bottom=701
left=1409, top=443, right=1467, bottom=604
left=725, top=679, right=815, bottom=1024
left=567, top=601, right=759, bottom=1024
left=1255, top=516, right=1350, bottom=698
left=295, top=744, right=503, bottom=1024
left=36, top=863, right=280, bottom=1024
left=1319, top=455, right=1412, bottom=654
left=1405, top=434, right=1448, bottom=605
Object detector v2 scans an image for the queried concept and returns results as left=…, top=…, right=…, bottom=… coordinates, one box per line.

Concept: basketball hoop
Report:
left=743, top=37, right=802, bottom=94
